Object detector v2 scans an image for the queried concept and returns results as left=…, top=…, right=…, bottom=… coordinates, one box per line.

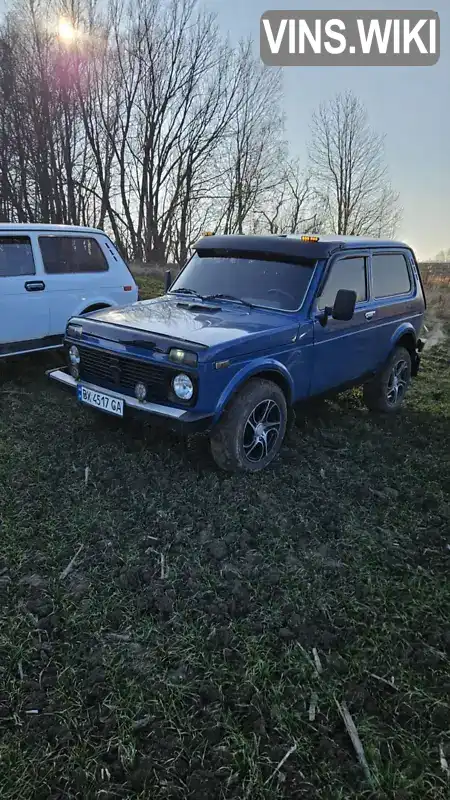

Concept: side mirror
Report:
left=164, top=269, right=172, bottom=293
left=331, top=289, right=357, bottom=321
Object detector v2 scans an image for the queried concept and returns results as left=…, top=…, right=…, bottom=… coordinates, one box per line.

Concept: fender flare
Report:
left=212, top=357, right=295, bottom=424
left=74, top=297, right=117, bottom=316
left=379, top=321, right=419, bottom=375
left=389, top=321, right=417, bottom=352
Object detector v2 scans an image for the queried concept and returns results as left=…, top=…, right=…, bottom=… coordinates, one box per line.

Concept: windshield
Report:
left=169, top=250, right=317, bottom=311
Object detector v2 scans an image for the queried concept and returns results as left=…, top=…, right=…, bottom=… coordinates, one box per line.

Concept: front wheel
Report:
left=210, top=378, right=288, bottom=472
left=363, top=346, right=412, bottom=413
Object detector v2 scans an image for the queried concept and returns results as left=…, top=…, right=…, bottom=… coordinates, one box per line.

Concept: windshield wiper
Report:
left=170, top=287, right=203, bottom=297
left=170, top=288, right=253, bottom=308
left=203, top=293, right=254, bottom=308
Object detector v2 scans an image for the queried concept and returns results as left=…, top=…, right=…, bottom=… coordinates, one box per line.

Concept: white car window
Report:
left=39, top=236, right=109, bottom=274
left=0, top=236, right=35, bottom=277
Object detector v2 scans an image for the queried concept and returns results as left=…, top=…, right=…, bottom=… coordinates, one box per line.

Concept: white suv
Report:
left=0, top=224, right=138, bottom=358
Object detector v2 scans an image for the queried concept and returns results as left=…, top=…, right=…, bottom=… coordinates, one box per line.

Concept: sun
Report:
left=57, top=18, right=77, bottom=43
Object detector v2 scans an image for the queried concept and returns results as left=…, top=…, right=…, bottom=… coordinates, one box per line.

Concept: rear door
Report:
left=37, top=234, right=115, bottom=336
left=0, top=234, right=49, bottom=351
left=311, top=252, right=378, bottom=394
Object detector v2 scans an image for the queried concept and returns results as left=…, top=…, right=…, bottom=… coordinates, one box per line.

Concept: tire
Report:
left=210, top=378, right=288, bottom=472
left=363, top=346, right=412, bottom=413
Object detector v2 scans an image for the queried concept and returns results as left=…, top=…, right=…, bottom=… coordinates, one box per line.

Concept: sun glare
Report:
left=58, top=18, right=77, bottom=43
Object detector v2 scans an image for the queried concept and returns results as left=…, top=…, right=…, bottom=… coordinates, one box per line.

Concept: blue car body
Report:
left=48, top=234, right=426, bottom=437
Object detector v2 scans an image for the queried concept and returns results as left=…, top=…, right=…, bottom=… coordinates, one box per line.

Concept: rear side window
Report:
left=372, top=253, right=412, bottom=298
left=318, top=256, right=367, bottom=309
left=39, top=236, right=109, bottom=274
left=0, top=236, right=35, bottom=277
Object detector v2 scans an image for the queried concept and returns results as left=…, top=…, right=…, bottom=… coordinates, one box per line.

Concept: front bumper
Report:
left=46, top=368, right=214, bottom=434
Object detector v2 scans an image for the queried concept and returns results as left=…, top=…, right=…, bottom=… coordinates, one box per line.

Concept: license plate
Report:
left=77, top=385, right=124, bottom=417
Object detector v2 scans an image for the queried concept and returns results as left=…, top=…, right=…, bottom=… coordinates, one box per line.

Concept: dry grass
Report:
left=424, top=287, right=450, bottom=325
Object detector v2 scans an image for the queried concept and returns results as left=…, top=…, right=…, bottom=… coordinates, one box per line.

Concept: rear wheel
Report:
left=363, top=346, right=412, bottom=412
left=210, top=378, right=287, bottom=472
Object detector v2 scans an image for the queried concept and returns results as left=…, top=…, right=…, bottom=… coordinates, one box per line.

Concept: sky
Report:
left=204, top=0, right=449, bottom=260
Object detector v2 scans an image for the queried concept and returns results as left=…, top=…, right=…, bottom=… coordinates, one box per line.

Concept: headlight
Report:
left=172, top=373, right=194, bottom=401
left=70, top=365, right=79, bottom=379
left=168, top=348, right=197, bottom=367
left=69, top=345, right=80, bottom=366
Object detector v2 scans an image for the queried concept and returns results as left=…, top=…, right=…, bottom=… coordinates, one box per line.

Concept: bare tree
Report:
left=254, top=160, right=322, bottom=234
left=0, top=0, right=103, bottom=227
left=0, top=4, right=403, bottom=266
left=214, top=42, right=285, bottom=236
left=78, top=0, right=254, bottom=262
left=163, top=38, right=288, bottom=257
left=308, top=91, right=401, bottom=237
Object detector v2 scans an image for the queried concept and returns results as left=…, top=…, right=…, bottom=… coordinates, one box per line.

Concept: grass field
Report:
left=0, top=277, right=449, bottom=799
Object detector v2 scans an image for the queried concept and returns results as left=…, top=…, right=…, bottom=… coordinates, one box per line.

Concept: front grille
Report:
left=77, top=345, right=170, bottom=401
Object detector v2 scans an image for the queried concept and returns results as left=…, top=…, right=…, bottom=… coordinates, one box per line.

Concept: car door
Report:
left=0, top=233, right=50, bottom=351
left=311, top=253, right=378, bottom=395
left=36, top=233, right=113, bottom=336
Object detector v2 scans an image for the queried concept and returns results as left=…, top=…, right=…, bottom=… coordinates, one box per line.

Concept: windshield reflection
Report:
left=170, top=254, right=316, bottom=312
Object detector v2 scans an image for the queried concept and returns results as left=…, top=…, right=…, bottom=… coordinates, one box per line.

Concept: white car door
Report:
left=36, top=233, right=128, bottom=336
left=0, top=233, right=50, bottom=352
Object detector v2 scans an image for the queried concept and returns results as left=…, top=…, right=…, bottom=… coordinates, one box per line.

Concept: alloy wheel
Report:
left=386, top=358, right=409, bottom=406
left=242, top=399, right=282, bottom=463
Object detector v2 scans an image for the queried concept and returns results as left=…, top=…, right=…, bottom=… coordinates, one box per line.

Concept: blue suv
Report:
left=48, top=234, right=426, bottom=472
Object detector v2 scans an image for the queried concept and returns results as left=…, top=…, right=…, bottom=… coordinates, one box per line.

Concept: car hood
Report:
left=83, top=295, right=298, bottom=351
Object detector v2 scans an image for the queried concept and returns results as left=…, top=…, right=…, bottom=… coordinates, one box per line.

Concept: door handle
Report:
left=24, top=281, right=45, bottom=292
left=365, top=310, right=376, bottom=320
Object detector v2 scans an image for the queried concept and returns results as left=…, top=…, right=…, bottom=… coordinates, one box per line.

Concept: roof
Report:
left=195, top=233, right=412, bottom=259
left=0, top=223, right=103, bottom=235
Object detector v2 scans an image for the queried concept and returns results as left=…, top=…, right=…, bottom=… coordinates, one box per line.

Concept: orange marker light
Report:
left=301, top=235, right=319, bottom=243
left=123, top=285, right=133, bottom=291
